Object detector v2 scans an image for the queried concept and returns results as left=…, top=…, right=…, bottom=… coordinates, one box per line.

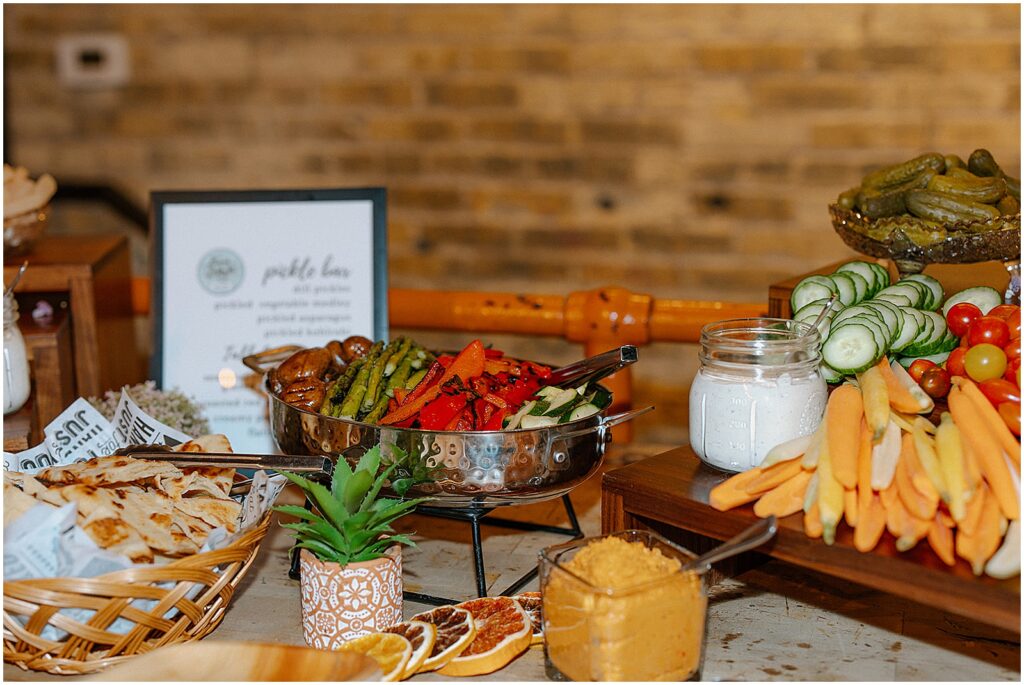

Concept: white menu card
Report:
left=152, top=189, right=388, bottom=454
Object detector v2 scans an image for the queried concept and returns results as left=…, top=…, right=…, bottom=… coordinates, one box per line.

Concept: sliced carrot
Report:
left=743, top=457, right=803, bottom=495
left=953, top=377, right=1021, bottom=468
left=960, top=424, right=983, bottom=493
left=804, top=501, right=823, bottom=539
left=856, top=419, right=873, bottom=512
left=826, top=384, right=863, bottom=489
left=886, top=495, right=931, bottom=552
left=843, top=487, right=858, bottom=527
left=709, top=468, right=764, bottom=511
left=927, top=513, right=955, bottom=566
left=958, top=483, right=986, bottom=537
left=753, top=470, right=813, bottom=519
left=955, top=488, right=1003, bottom=575
left=879, top=478, right=900, bottom=512
left=896, top=435, right=938, bottom=521
left=853, top=494, right=886, bottom=553
left=948, top=387, right=1020, bottom=521
left=876, top=357, right=933, bottom=414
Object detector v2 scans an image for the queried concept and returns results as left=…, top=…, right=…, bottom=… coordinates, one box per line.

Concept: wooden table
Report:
left=601, top=446, right=1021, bottom=633
left=4, top=235, right=143, bottom=398
left=5, top=447, right=1019, bottom=682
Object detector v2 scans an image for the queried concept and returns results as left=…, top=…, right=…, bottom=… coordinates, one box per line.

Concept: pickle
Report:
left=905, top=190, right=1002, bottom=224
left=927, top=173, right=1006, bottom=204
left=902, top=223, right=948, bottom=247
left=837, top=186, right=860, bottom=210
left=1005, top=176, right=1020, bottom=202
left=862, top=153, right=944, bottom=190
left=967, top=148, right=1003, bottom=178
left=943, top=154, right=967, bottom=173
left=856, top=169, right=936, bottom=218
left=945, top=167, right=978, bottom=180
left=997, top=194, right=1020, bottom=215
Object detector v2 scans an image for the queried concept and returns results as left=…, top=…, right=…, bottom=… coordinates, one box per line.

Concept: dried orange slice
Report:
left=336, top=632, right=411, bottom=682
left=436, top=596, right=533, bottom=676
left=410, top=605, right=477, bottom=673
left=513, top=591, right=543, bottom=645
left=383, top=620, right=437, bottom=679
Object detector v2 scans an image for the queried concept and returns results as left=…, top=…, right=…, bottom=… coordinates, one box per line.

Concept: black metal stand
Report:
left=403, top=494, right=583, bottom=606
left=287, top=494, right=584, bottom=606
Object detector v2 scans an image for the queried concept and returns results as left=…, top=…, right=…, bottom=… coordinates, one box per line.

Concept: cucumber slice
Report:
left=900, top=274, right=944, bottom=311
left=820, top=362, right=844, bottom=383
left=941, top=286, right=1003, bottom=316
left=822, top=323, right=882, bottom=374
left=897, top=350, right=952, bottom=367
left=860, top=300, right=901, bottom=344
left=841, top=270, right=871, bottom=304
left=834, top=261, right=879, bottom=296
left=827, top=273, right=859, bottom=306
left=868, top=262, right=891, bottom=290
left=790, top=276, right=838, bottom=314
left=888, top=307, right=920, bottom=353
left=907, top=309, right=935, bottom=349
left=878, top=283, right=929, bottom=309
left=900, top=281, right=934, bottom=309
left=520, top=414, right=559, bottom=429
left=567, top=403, right=601, bottom=422
left=874, top=292, right=915, bottom=308
left=833, top=316, right=889, bottom=353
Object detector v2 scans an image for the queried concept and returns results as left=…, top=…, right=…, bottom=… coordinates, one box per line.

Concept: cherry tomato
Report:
left=945, top=347, right=968, bottom=378
left=1008, top=309, right=1022, bottom=339
left=997, top=402, right=1021, bottom=436
left=908, top=358, right=937, bottom=383
left=978, top=378, right=1021, bottom=406
left=919, top=367, right=952, bottom=399
left=988, top=304, right=1019, bottom=320
left=964, top=343, right=1008, bottom=382
left=946, top=302, right=983, bottom=337
left=967, top=316, right=1011, bottom=349
left=1005, top=337, right=1022, bottom=361
left=1006, top=357, right=1022, bottom=385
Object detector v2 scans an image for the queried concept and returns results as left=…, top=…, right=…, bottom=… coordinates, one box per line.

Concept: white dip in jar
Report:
left=689, top=318, right=827, bottom=472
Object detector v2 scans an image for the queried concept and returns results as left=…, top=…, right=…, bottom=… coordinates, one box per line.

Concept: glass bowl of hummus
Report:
left=540, top=530, right=707, bottom=682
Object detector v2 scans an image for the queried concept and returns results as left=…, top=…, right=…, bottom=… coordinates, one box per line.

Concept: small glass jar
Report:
left=4, top=290, right=31, bottom=415
left=689, top=317, right=827, bottom=473
left=541, top=530, right=708, bottom=682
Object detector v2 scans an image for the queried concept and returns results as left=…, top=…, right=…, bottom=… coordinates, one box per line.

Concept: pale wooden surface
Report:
left=4, top=445, right=1020, bottom=681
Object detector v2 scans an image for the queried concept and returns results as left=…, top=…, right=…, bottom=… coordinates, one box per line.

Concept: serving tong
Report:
left=113, top=445, right=333, bottom=495
left=546, top=345, right=638, bottom=389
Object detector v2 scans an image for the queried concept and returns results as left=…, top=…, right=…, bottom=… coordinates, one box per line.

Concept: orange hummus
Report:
left=543, top=536, right=705, bottom=681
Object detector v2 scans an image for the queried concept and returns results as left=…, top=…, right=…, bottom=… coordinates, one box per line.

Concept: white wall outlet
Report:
left=55, top=33, right=131, bottom=89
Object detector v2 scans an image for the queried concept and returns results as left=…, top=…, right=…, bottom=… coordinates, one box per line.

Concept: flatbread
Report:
left=171, top=509, right=215, bottom=547
left=80, top=506, right=154, bottom=563
left=3, top=481, right=45, bottom=528
left=172, top=495, right=241, bottom=533
left=174, top=434, right=231, bottom=454
left=185, top=466, right=234, bottom=497
left=59, top=484, right=184, bottom=555
left=36, top=455, right=181, bottom=488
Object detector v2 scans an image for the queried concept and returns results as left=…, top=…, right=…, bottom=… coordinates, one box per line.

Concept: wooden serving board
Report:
left=601, top=446, right=1020, bottom=633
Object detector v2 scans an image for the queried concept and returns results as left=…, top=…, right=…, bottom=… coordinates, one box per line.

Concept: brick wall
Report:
left=4, top=4, right=1020, bottom=444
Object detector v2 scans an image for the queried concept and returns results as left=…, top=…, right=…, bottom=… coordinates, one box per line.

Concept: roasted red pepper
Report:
left=482, top=407, right=508, bottom=431
left=380, top=340, right=487, bottom=425
left=418, top=390, right=469, bottom=430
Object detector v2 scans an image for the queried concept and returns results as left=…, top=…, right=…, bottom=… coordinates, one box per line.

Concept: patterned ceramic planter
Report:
left=299, top=546, right=403, bottom=649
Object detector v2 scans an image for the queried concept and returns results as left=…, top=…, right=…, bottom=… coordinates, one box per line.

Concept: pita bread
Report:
left=171, top=509, right=214, bottom=547
left=173, top=495, right=241, bottom=533
left=60, top=484, right=185, bottom=555
left=36, top=455, right=181, bottom=488
left=80, top=506, right=154, bottom=563
left=174, top=434, right=232, bottom=454
left=4, top=481, right=46, bottom=528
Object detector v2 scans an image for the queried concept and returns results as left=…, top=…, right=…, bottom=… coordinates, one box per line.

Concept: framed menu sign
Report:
left=151, top=188, right=387, bottom=454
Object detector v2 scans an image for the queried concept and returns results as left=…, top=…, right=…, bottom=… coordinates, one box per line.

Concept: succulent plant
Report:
left=273, top=445, right=428, bottom=565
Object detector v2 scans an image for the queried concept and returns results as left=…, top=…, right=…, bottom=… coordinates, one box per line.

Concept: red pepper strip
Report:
left=380, top=339, right=487, bottom=425
left=484, top=348, right=505, bottom=359
left=392, top=387, right=409, bottom=405
left=482, top=407, right=508, bottom=431
left=400, top=360, right=444, bottom=406
left=436, top=355, right=455, bottom=368
left=484, top=359, right=516, bottom=375
left=483, top=393, right=508, bottom=409
left=446, top=408, right=475, bottom=431
left=418, top=392, right=468, bottom=431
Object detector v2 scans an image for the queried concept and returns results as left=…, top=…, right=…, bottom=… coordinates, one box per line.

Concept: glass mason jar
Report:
left=541, top=529, right=708, bottom=682
left=689, top=317, right=827, bottom=473
left=3, top=290, right=30, bottom=415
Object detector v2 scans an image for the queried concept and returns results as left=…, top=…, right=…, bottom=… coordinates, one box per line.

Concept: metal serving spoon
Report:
left=683, top=516, right=778, bottom=574
left=4, top=261, right=28, bottom=297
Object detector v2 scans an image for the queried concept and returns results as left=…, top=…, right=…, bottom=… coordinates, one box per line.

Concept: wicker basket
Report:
left=3, top=513, right=272, bottom=675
